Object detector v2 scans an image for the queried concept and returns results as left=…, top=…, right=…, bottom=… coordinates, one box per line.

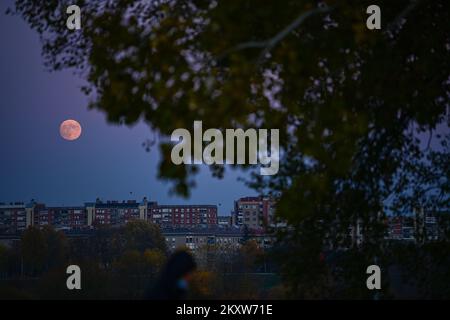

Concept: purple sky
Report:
left=1, top=2, right=447, bottom=216
left=0, top=2, right=255, bottom=215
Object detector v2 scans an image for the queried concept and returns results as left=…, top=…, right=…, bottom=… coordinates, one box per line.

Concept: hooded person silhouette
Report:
left=145, top=250, right=196, bottom=300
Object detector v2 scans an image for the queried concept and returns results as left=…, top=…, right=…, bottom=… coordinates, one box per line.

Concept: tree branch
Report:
left=217, top=5, right=334, bottom=62
left=386, top=0, right=422, bottom=34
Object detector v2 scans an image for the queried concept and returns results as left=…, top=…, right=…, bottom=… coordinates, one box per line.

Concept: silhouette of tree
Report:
left=122, top=220, right=167, bottom=253
left=21, top=227, right=48, bottom=276
left=75, top=221, right=167, bottom=269
left=11, top=0, right=450, bottom=297
left=19, top=226, right=68, bottom=277
left=41, top=225, right=69, bottom=270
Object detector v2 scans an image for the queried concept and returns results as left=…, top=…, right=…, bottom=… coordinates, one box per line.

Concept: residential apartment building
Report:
left=38, top=206, right=87, bottom=230
left=1, top=198, right=218, bottom=232
left=85, top=200, right=145, bottom=226
left=0, top=202, right=27, bottom=234
left=218, top=216, right=232, bottom=228
left=149, top=204, right=218, bottom=228
left=414, top=208, right=440, bottom=242
left=388, top=216, right=415, bottom=241
left=233, top=196, right=276, bottom=231
left=387, top=210, right=440, bottom=242
left=162, top=228, right=243, bottom=251
left=21, top=201, right=89, bottom=231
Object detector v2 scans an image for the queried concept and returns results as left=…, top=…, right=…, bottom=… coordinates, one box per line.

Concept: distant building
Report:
left=252, top=233, right=276, bottom=250
left=402, top=216, right=416, bottom=241
left=82, top=198, right=218, bottom=229
left=148, top=204, right=218, bottom=228
left=386, top=210, right=442, bottom=242
left=2, top=198, right=218, bottom=233
left=0, top=202, right=27, bottom=234
left=218, top=216, right=232, bottom=228
left=39, top=206, right=87, bottom=231
left=233, top=196, right=276, bottom=231
left=388, top=216, right=404, bottom=240
left=348, top=218, right=365, bottom=247
left=162, top=228, right=243, bottom=251
left=414, top=208, right=439, bottom=242
left=85, top=199, right=143, bottom=227
left=21, top=201, right=89, bottom=231
left=161, top=227, right=277, bottom=255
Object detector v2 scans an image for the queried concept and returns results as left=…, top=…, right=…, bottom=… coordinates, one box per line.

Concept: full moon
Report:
left=60, top=119, right=82, bottom=141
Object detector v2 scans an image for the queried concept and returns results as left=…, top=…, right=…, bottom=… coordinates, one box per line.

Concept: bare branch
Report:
left=425, top=128, right=433, bottom=151
left=386, top=0, right=422, bottom=34
left=217, top=5, right=334, bottom=62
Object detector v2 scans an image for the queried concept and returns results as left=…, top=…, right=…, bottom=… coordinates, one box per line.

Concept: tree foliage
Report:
left=21, top=226, right=68, bottom=276
left=10, top=0, right=450, bottom=297
left=74, top=220, right=167, bottom=268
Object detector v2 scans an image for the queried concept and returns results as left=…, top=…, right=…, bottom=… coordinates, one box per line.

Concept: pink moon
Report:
left=60, top=119, right=82, bottom=141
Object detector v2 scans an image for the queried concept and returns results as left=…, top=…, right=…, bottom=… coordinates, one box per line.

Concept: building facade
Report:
left=86, top=200, right=143, bottom=227
left=0, top=203, right=27, bottom=234
left=233, top=196, right=276, bottom=231
left=38, top=206, right=87, bottom=230
left=386, top=210, right=440, bottom=242
left=149, top=204, right=218, bottom=228
left=218, top=216, right=232, bottom=228
left=1, top=198, right=218, bottom=232
left=162, top=228, right=243, bottom=251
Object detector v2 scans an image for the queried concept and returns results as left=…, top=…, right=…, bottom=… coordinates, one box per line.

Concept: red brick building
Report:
left=28, top=203, right=88, bottom=231
left=149, top=204, right=218, bottom=228
left=1, top=198, right=218, bottom=232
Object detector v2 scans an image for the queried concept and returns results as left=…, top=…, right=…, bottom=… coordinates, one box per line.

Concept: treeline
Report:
left=0, top=221, right=167, bottom=299
left=2, top=222, right=449, bottom=299
left=273, top=239, right=450, bottom=299
left=0, top=221, right=281, bottom=299
left=189, top=240, right=282, bottom=299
